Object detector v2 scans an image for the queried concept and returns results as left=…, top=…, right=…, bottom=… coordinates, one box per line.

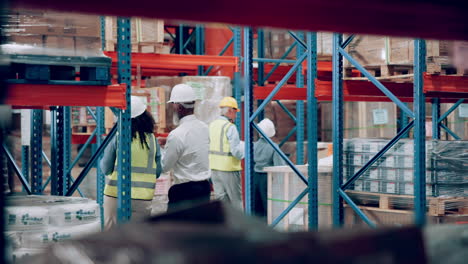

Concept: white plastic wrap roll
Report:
left=20, top=220, right=101, bottom=248
left=48, top=202, right=100, bottom=226
left=5, top=231, right=22, bottom=249
left=11, top=248, right=44, bottom=263
left=5, top=206, right=49, bottom=231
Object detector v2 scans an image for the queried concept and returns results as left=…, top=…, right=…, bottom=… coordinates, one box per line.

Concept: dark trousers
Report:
left=167, top=180, right=211, bottom=212
left=253, top=172, right=268, bottom=220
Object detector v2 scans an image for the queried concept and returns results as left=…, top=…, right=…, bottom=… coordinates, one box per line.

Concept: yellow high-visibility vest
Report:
left=209, top=118, right=242, bottom=171
left=104, top=133, right=158, bottom=200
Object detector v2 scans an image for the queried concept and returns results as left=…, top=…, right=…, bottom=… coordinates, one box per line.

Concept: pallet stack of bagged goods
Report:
left=343, top=139, right=434, bottom=196
left=4, top=196, right=101, bottom=263
left=343, top=139, right=468, bottom=226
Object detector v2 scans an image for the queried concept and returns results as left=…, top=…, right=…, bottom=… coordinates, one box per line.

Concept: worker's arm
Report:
left=161, top=133, right=181, bottom=173
left=155, top=139, right=162, bottom=178
left=272, top=143, right=287, bottom=166
left=100, top=136, right=117, bottom=175
left=226, top=125, right=244, bottom=160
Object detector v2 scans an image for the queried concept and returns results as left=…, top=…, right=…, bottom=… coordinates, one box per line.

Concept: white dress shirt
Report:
left=162, top=114, right=211, bottom=185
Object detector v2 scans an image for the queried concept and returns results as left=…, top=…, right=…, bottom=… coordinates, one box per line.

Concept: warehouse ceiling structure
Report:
left=12, top=0, right=468, bottom=41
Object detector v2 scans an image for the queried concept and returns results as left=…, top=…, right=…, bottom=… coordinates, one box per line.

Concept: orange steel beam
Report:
left=104, top=51, right=239, bottom=72
left=14, top=0, right=468, bottom=41
left=6, top=83, right=127, bottom=108
left=254, top=74, right=468, bottom=102
left=424, top=73, right=468, bottom=95
left=110, top=67, right=198, bottom=76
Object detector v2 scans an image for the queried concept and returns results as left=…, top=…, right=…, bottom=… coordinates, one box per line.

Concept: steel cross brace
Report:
left=434, top=98, right=464, bottom=140
left=2, top=144, right=31, bottom=194
left=66, top=125, right=117, bottom=196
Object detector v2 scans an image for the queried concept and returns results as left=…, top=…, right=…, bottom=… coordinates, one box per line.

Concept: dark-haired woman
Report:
left=101, top=96, right=161, bottom=230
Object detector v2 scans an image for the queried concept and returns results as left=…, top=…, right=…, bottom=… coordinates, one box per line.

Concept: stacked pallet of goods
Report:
left=343, top=139, right=468, bottom=226
left=4, top=196, right=101, bottom=263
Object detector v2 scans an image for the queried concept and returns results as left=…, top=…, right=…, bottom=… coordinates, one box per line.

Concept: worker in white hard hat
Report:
left=209, top=96, right=244, bottom=209
left=253, top=118, right=285, bottom=220
left=162, top=83, right=211, bottom=211
left=101, top=95, right=162, bottom=230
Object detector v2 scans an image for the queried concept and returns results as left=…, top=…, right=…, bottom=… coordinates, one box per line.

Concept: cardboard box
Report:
left=75, top=37, right=102, bottom=52
left=7, top=35, right=45, bottom=47
left=44, top=35, right=75, bottom=50
left=44, top=12, right=100, bottom=37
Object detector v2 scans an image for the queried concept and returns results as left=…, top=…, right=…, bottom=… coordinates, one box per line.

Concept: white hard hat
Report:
left=168, top=84, right=197, bottom=103
left=258, top=118, right=276, bottom=138
left=131, top=96, right=147, bottom=118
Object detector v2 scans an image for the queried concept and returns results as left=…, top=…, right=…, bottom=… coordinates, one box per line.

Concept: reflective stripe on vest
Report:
left=104, top=133, right=157, bottom=200
left=209, top=119, right=242, bottom=171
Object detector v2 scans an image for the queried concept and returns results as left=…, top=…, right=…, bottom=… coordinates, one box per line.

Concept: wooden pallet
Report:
left=345, top=64, right=414, bottom=80
left=106, top=40, right=169, bottom=54
left=426, top=56, right=468, bottom=76
left=346, top=190, right=468, bottom=216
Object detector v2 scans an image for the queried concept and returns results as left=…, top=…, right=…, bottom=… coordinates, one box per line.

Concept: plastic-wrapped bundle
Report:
left=265, top=157, right=333, bottom=231
left=48, top=202, right=100, bottom=226
left=183, top=76, right=233, bottom=125
left=4, top=195, right=102, bottom=261
left=19, top=220, right=101, bottom=249
left=4, top=206, right=49, bottom=231
left=343, top=139, right=468, bottom=198
left=145, top=76, right=233, bottom=130
left=431, top=140, right=468, bottom=185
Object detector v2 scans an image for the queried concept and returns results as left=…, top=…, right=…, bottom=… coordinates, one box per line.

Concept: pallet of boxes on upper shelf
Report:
left=342, top=139, right=468, bottom=227
left=2, top=8, right=113, bottom=86
left=4, top=195, right=102, bottom=263
left=104, top=17, right=170, bottom=54
left=343, top=36, right=468, bottom=79
left=3, top=8, right=102, bottom=56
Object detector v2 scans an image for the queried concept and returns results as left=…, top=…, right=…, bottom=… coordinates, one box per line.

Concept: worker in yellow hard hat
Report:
left=209, top=96, right=244, bottom=209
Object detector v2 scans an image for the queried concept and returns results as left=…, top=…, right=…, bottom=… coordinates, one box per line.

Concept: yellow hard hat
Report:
left=219, top=97, right=240, bottom=112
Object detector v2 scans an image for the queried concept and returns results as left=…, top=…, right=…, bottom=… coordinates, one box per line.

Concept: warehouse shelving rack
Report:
left=244, top=33, right=468, bottom=229
left=329, top=35, right=468, bottom=227
left=2, top=3, right=468, bottom=240
left=243, top=28, right=320, bottom=228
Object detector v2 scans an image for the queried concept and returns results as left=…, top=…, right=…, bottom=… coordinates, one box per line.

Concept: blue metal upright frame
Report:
left=30, top=109, right=43, bottom=194
left=332, top=33, right=345, bottom=227
left=50, top=107, right=67, bottom=195
left=21, top=145, right=29, bottom=191
left=306, top=32, right=318, bottom=230
left=245, top=28, right=318, bottom=229
left=116, top=17, right=132, bottom=223
left=332, top=35, right=428, bottom=227
left=233, top=27, right=242, bottom=129
left=243, top=27, right=254, bottom=214
left=295, top=32, right=305, bottom=165
left=413, top=39, right=427, bottom=226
